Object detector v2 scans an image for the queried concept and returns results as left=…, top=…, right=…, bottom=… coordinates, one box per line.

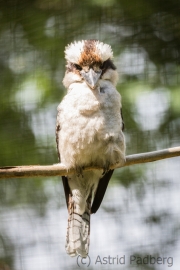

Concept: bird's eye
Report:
left=74, top=64, right=82, bottom=71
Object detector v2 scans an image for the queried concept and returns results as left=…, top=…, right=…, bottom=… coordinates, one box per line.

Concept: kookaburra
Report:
left=56, top=40, right=125, bottom=258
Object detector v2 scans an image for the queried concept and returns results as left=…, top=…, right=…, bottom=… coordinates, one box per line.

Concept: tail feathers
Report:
left=66, top=195, right=91, bottom=258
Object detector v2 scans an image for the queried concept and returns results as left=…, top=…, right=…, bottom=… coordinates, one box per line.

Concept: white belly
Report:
left=57, top=80, right=125, bottom=169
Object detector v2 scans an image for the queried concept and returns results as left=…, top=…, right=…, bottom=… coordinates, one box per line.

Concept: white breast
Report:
left=57, top=80, right=125, bottom=169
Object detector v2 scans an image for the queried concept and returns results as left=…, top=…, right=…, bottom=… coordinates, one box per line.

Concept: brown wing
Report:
left=55, top=122, right=61, bottom=162
left=56, top=120, right=71, bottom=208
left=62, top=176, right=71, bottom=208
left=91, top=169, right=114, bottom=214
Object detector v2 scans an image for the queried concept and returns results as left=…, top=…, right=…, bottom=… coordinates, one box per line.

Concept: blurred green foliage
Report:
left=0, top=0, right=180, bottom=268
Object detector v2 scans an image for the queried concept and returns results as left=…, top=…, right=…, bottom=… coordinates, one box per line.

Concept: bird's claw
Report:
left=75, top=166, right=84, bottom=177
left=102, top=163, right=110, bottom=175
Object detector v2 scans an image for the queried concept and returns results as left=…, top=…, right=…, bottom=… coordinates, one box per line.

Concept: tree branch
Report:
left=0, top=146, right=180, bottom=179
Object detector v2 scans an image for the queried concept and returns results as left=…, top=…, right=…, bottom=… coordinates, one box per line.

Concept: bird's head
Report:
left=63, top=40, right=118, bottom=89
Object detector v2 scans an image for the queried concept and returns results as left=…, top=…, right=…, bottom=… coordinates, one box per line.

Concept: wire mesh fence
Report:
left=0, top=1, right=180, bottom=269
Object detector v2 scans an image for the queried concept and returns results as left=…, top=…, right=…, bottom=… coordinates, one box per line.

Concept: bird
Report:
left=56, top=40, right=125, bottom=258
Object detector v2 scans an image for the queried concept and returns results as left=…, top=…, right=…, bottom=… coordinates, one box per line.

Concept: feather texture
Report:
left=65, top=193, right=91, bottom=257
left=65, top=40, right=113, bottom=64
left=56, top=40, right=125, bottom=258
left=64, top=171, right=101, bottom=257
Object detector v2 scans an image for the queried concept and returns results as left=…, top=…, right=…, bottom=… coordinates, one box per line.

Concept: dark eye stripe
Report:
left=74, top=64, right=82, bottom=71
left=101, top=59, right=116, bottom=74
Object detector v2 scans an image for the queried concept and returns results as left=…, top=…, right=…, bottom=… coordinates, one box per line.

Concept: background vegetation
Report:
left=0, top=1, right=180, bottom=269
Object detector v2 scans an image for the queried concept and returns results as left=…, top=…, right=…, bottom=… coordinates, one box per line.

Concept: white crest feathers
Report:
left=64, top=40, right=113, bottom=64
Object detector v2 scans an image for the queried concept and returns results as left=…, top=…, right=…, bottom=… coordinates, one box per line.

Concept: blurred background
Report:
left=0, top=0, right=180, bottom=269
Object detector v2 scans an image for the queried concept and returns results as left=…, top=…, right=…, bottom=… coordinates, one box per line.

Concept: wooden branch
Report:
left=0, top=146, right=180, bottom=179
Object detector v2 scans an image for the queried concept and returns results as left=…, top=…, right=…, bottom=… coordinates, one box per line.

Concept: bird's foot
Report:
left=102, top=163, right=110, bottom=175
left=75, top=165, right=84, bottom=177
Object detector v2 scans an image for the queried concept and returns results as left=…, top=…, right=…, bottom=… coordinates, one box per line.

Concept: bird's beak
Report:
left=80, top=68, right=102, bottom=89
